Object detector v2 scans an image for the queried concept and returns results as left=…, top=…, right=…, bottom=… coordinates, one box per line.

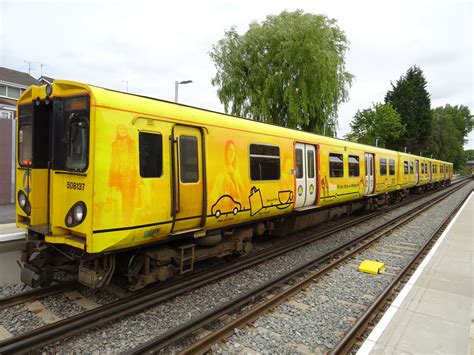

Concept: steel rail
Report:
left=0, top=179, right=468, bottom=354
left=130, top=181, right=472, bottom=354
left=0, top=283, right=76, bottom=311
left=329, top=190, right=473, bottom=354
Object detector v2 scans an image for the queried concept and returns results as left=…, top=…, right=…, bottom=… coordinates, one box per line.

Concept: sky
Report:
left=1, top=0, right=472, bottom=149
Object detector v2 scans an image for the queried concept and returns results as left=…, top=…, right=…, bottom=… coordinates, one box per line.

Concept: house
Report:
left=0, top=67, right=39, bottom=204
left=38, top=75, right=55, bottom=85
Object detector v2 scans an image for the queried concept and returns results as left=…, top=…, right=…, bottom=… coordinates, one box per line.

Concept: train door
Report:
left=364, top=153, right=375, bottom=195
left=415, top=160, right=419, bottom=184
left=429, top=162, right=432, bottom=182
left=171, top=125, right=204, bottom=232
left=294, top=143, right=317, bottom=208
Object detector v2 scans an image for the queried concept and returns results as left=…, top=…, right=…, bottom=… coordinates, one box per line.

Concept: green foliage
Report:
left=428, top=105, right=473, bottom=169
left=464, top=149, right=474, bottom=161
left=210, top=10, right=353, bottom=133
left=345, top=102, right=404, bottom=148
left=385, top=66, right=431, bottom=153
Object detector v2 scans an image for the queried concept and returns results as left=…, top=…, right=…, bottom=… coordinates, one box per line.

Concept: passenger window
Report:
left=139, top=132, right=163, bottom=178
left=296, top=149, right=303, bottom=179
left=250, top=144, right=280, bottom=181
left=329, top=153, right=344, bottom=178
left=389, top=159, right=395, bottom=175
left=19, top=123, right=33, bottom=166
left=380, top=158, right=387, bottom=176
left=348, top=155, right=359, bottom=177
left=440, top=165, right=444, bottom=173
left=307, top=150, right=315, bottom=179
left=404, top=161, right=409, bottom=174
left=179, top=136, right=199, bottom=183
left=409, top=161, right=414, bottom=174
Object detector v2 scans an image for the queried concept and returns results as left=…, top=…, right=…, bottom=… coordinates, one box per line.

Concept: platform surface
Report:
left=358, top=191, right=473, bottom=355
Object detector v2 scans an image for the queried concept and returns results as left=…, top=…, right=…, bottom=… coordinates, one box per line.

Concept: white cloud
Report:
left=1, top=0, right=472, bottom=147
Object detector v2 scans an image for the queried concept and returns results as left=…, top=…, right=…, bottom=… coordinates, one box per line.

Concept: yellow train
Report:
left=16, top=80, right=452, bottom=289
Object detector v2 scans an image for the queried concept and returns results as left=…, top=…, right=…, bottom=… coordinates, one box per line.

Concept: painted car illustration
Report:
left=211, top=195, right=242, bottom=218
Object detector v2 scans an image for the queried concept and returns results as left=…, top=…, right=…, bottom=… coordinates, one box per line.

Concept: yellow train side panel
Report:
left=374, top=152, right=398, bottom=194
left=397, top=153, right=416, bottom=189
left=317, top=144, right=364, bottom=206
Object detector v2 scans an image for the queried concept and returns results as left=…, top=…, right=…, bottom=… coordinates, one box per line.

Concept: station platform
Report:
left=0, top=223, right=24, bottom=242
left=358, top=191, right=473, bottom=354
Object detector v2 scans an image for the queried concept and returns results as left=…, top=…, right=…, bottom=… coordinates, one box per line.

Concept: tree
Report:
left=465, top=149, right=474, bottom=161
left=209, top=10, right=353, bottom=133
left=428, top=105, right=473, bottom=170
left=385, top=66, right=431, bottom=153
left=345, top=102, right=404, bottom=148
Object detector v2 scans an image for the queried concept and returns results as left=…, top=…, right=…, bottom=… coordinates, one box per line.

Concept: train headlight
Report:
left=18, top=192, right=27, bottom=208
left=17, top=190, right=31, bottom=215
left=45, top=83, right=53, bottom=96
left=74, top=204, right=84, bottom=222
left=65, top=201, right=87, bottom=227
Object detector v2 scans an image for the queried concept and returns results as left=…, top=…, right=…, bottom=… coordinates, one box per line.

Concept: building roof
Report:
left=38, top=76, right=54, bottom=84
left=0, top=67, right=39, bottom=87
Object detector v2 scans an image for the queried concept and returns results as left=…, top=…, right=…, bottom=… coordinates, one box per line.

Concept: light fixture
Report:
left=174, top=80, right=193, bottom=102
left=45, top=83, right=52, bottom=96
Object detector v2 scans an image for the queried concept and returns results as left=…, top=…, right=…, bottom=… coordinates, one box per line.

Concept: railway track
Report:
left=0, top=178, right=470, bottom=353
left=129, top=179, right=472, bottom=354
left=0, top=283, right=76, bottom=311
left=329, top=190, right=473, bottom=354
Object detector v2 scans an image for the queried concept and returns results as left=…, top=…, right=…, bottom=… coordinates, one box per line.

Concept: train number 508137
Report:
left=66, top=182, right=85, bottom=191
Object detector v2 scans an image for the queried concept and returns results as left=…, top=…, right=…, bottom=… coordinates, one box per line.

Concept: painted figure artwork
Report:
left=210, top=140, right=245, bottom=211
left=108, top=125, right=140, bottom=225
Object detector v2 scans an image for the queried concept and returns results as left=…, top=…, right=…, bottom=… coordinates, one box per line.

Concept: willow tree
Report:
left=209, top=10, right=353, bottom=133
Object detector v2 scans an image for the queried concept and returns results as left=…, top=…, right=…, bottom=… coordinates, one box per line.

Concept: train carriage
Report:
left=16, top=80, right=452, bottom=289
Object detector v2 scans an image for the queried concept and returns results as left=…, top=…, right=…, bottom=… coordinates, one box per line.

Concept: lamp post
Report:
left=174, top=80, right=192, bottom=102
left=323, top=122, right=335, bottom=137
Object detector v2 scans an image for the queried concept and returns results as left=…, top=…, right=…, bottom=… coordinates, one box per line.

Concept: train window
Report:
left=296, top=149, right=304, bottom=179
left=139, top=132, right=163, bottom=178
left=307, top=150, right=315, bottom=179
left=250, top=144, right=280, bottom=181
left=409, top=161, right=414, bottom=174
left=440, top=165, right=444, bottom=173
left=389, top=159, right=395, bottom=175
left=179, top=136, right=199, bottom=183
left=348, top=155, right=359, bottom=177
left=18, top=123, right=33, bottom=166
left=404, top=161, right=409, bottom=174
left=329, top=153, right=344, bottom=178
left=421, top=163, right=425, bottom=174
left=66, top=113, right=88, bottom=171
left=380, top=158, right=387, bottom=176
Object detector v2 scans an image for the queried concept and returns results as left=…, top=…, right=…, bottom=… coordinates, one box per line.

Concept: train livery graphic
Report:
left=15, top=80, right=453, bottom=289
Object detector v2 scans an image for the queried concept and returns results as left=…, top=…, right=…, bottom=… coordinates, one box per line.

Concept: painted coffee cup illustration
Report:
left=278, top=190, right=293, bottom=204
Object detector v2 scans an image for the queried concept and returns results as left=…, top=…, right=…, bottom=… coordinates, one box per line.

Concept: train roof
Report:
left=18, top=79, right=452, bottom=166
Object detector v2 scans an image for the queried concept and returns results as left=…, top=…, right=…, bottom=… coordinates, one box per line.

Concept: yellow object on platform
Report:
left=359, top=260, right=385, bottom=274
